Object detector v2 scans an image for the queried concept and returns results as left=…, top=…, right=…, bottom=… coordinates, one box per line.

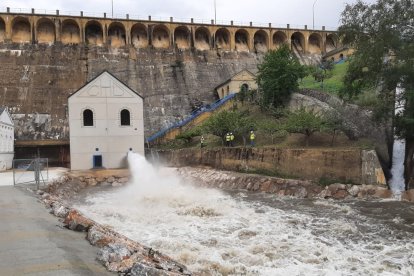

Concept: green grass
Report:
left=299, top=62, right=348, bottom=94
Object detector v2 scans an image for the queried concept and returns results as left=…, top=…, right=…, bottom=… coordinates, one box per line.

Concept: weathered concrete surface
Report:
left=0, top=186, right=114, bottom=275
left=154, top=147, right=386, bottom=185
left=0, top=44, right=259, bottom=141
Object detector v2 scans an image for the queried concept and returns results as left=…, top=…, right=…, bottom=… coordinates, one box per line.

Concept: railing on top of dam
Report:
left=146, top=93, right=237, bottom=144
left=0, top=6, right=337, bottom=31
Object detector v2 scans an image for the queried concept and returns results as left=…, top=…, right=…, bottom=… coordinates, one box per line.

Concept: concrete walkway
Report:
left=0, top=186, right=114, bottom=275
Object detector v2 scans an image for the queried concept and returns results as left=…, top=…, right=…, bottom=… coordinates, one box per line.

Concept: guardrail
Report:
left=0, top=6, right=337, bottom=31
left=147, top=93, right=237, bottom=143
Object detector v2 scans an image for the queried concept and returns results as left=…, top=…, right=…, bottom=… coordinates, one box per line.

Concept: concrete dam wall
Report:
left=0, top=43, right=259, bottom=141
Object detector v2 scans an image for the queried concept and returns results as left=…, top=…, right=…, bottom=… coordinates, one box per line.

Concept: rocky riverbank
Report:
left=34, top=166, right=414, bottom=274
left=176, top=167, right=414, bottom=202
left=37, top=171, right=191, bottom=276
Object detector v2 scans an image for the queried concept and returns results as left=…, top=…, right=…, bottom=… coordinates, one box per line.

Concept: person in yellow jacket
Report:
left=225, top=133, right=231, bottom=147
left=249, top=130, right=256, bottom=147
left=230, top=132, right=235, bottom=147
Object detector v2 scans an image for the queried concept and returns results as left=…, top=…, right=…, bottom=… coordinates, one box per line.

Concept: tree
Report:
left=175, top=127, right=202, bottom=144
left=257, top=44, right=306, bottom=108
left=202, top=110, right=254, bottom=145
left=258, top=120, right=284, bottom=144
left=338, top=0, right=414, bottom=187
left=284, top=107, right=325, bottom=147
left=323, top=110, right=345, bottom=146
left=339, top=0, right=414, bottom=124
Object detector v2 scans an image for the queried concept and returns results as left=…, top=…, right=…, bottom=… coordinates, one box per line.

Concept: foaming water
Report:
left=389, top=86, right=407, bottom=195
left=75, top=153, right=414, bottom=275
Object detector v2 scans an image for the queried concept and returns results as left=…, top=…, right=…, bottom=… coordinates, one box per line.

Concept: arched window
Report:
left=120, top=109, right=131, bottom=126
left=241, top=83, right=249, bottom=92
left=83, top=109, right=94, bottom=126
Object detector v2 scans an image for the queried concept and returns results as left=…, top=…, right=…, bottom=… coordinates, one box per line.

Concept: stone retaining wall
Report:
left=155, top=147, right=386, bottom=185
left=176, top=167, right=399, bottom=201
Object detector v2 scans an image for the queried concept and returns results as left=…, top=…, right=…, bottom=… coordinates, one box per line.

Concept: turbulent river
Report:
left=75, top=154, right=414, bottom=275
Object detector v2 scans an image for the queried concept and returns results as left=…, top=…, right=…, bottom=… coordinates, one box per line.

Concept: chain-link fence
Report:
left=13, top=158, right=49, bottom=189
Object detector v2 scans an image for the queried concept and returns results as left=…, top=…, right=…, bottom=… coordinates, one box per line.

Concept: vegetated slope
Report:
left=299, top=62, right=348, bottom=94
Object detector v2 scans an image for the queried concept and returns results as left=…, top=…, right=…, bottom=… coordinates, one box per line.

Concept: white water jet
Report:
left=389, top=86, right=406, bottom=194
left=75, top=152, right=414, bottom=275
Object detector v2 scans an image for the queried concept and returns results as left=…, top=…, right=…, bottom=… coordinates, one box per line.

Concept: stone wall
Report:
left=154, top=147, right=387, bottom=185
left=0, top=44, right=259, bottom=141
left=291, top=90, right=393, bottom=176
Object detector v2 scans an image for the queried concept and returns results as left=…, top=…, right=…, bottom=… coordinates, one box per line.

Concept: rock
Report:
left=112, top=182, right=122, bottom=187
left=332, top=189, right=348, bottom=200
left=96, top=177, right=106, bottom=183
left=294, top=187, right=308, bottom=198
left=260, top=181, right=272, bottom=192
left=402, top=190, right=414, bottom=202
left=88, top=179, right=98, bottom=186
left=107, top=177, right=115, bottom=183
left=100, top=182, right=111, bottom=187
left=118, top=177, right=129, bottom=184
left=97, top=243, right=131, bottom=264
left=87, top=226, right=116, bottom=248
left=130, top=263, right=170, bottom=276
left=373, top=188, right=393, bottom=199
left=36, top=190, right=45, bottom=195
left=41, top=193, right=51, bottom=200
left=318, top=188, right=332, bottom=199
left=348, top=185, right=360, bottom=197
left=328, top=183, right=347, bottom=191
left=64, top=210, right=94, bottom=232
left=53, top=205, right=70, bottom=218
left=107, top=257, right=136, bottom=273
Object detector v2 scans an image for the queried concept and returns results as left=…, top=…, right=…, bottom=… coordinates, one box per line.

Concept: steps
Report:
left=147, top=93, right=237, bottom=144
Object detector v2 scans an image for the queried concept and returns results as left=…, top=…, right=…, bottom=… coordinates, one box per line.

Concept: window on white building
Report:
left=120, top=109, right=131, bottom=126
left=83, top=109, right=94, bottom=126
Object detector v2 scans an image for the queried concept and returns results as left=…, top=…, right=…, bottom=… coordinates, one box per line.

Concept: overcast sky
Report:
left=2, top=0, right=377, bottom=29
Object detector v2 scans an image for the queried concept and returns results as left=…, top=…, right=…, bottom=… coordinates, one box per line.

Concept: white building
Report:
left=68, top=71, right=144, bottom=170
left=0, top=107, right=14, bottom=171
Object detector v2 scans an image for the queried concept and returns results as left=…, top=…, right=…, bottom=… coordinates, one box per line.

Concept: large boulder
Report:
left=63, top=210, right=94, bottom=232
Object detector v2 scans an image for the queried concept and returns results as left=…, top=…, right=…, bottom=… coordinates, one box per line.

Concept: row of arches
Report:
left=0, top=16, right=339, bottom=53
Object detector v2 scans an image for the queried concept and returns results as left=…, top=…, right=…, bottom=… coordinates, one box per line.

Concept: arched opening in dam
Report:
left=61, top=19, right=80, bottom=44
left=85, top=21, right=103, bottom=46
left=152, top=24, right=170, bottom=49
left=194, top=27, right=210, bottom=51
left=326, top=34, right=339, bottom=52
left=253, top=30, right=268, bottom=53
left=235, top=29, right=250, bottom=52
left=36, top=18, right=55, bottom=44
left=308, top=33, right=322, bottom=54
left=0, top=17, right=5, bottom=43
left=131, top=23, right=148, bottom=49
left=273, top=31, right=287, bottom=49
left=11, top=17, right=31, bottom=43
left=108, top=22, right=126, bottom=48
left=174, top=26, right=191, bottom=50
left=215, top=28, right=230, bottom=50
left=291, top=32, right=305, bottom=53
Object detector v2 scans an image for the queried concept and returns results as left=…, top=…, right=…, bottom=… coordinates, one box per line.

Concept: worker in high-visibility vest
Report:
left=230, top=132, right=235, bottom=147
left=225, top=133, right=231, bottom=147
left=249, top=130, right=256, bottom=147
